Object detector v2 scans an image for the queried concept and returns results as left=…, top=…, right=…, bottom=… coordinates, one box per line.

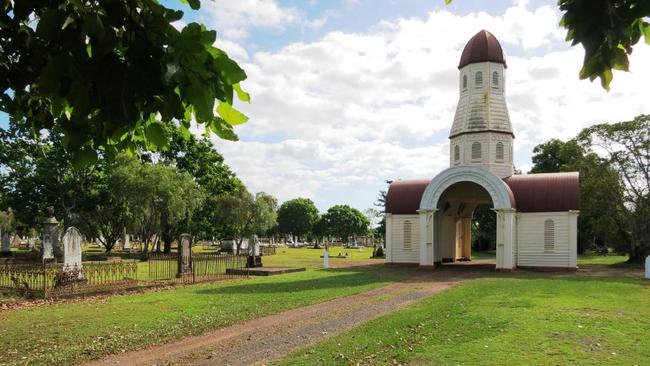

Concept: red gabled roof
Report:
left=458, top=30, right=507, bottom=69
left=503, top=172, right=580, bottom=213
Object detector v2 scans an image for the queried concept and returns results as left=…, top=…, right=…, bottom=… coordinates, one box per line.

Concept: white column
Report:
left=385, top=214, right=393, bottom=263
left=417, top=209, right=436, bottom=267
left=568, top=210, right=579, bottom=269
left=495, top=208, right=516, bottom=271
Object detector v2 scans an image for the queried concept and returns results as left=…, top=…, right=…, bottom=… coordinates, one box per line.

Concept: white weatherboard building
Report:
left=385, top=30, right=580, bottom=271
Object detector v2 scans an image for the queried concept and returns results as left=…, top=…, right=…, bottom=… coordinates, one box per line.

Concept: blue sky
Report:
left=3, top=0, right=649, bottom=216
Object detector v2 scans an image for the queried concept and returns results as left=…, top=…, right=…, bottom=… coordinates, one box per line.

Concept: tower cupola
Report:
left=449, top=30, right=514, bottom=178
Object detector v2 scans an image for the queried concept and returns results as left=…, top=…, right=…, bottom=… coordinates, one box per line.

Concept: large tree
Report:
left=112, top=156, right=202, bottom=257
left=155, top=125, right=242, bottom=239
left=277, top=198, right=319, bottom=242
left=529, top=137, right=625, bottom=254
left=576, top=114, right=650, bottom=262
left=322, top=205, right=369, bottom=245
left=1, top=0, right=249, bottom=164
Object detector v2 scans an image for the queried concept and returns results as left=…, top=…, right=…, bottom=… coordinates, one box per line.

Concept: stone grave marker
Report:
left=42, top=209, right=59, bottom=261
left=62, top=227, right=83, bottom=272
left=177, top=233, right=193, bottom=276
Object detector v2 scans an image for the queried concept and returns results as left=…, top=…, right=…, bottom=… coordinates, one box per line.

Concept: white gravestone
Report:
left=62, top=227, right=83, bottom=273
left=645, top=256, right=650, bottom=280
left=123, top=233, right=131, bottom=250
left=1, top=233, right=10, bottom=253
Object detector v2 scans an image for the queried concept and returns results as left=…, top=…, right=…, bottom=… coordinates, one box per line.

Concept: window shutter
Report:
left=462, top=75, right=467, bottom=89
left=492, top=71, right=499, bottom=87
left=454, top=145, right=460, bottom=162
left=475, top=71, right=483, bottom=87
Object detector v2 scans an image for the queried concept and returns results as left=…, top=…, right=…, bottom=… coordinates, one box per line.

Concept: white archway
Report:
left=419, top=166, right=514, bottom=211
left=417, top=166, right=516, bottom=270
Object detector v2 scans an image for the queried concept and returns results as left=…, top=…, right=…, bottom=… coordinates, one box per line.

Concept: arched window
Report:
left=495, top=142, right=504, bottom=161
left=462, top=75, right=467, bottom=89
left=492, top=71, right=499, bottom=87
left=454, top=145, right=460, bottom=162
left=475, top=71, right=483, bottom=87
left=403, top=220, right=412, bottom=250
left=471, top=142, right=482, bottom=160
left=544, top=219, right=555, bottom=253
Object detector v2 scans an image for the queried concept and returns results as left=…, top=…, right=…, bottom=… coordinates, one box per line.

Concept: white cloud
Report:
left=208, top=3, right=650, bottom=211
left=202, top=0, right=326, bottom=40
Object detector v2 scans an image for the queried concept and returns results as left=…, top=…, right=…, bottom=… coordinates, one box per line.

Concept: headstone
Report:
left=177, top=233, right=193, bottom=275
left=645, top=256, right=650, bottom=280
left=123, top=232, right=131, bottom=250
left=323, top=248, right=329, bottom=269
left=42, top=208, right=59, bottom=262
left=246, top=235, right=262, bottom=268
left=1, top=233, right=11, bottom=256
left=62, top=227, right=83, bottom=276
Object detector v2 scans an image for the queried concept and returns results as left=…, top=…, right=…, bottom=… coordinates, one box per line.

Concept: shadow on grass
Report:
left=195, top=266, right=411, bottom=295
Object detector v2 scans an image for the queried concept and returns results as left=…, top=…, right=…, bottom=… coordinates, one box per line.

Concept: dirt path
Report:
left=85, top=267, right=486, bottom=366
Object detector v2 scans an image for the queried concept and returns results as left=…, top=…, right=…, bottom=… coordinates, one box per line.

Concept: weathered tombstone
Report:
left=62, top=227, right=83, bottom=277
left=246, top=235, right=262, bottom=268
left=1, top=233, right=11, bottom=257
left=645, top=255, right=650, bottom=280
left=122, top=231, right=131, bottom=250
left=177, top=233, right=193, bottom=276
left=42, top=208, right=59, bottom=262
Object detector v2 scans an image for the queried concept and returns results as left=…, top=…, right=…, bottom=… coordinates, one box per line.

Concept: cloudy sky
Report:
left=3, top=0, right=648, bottom=214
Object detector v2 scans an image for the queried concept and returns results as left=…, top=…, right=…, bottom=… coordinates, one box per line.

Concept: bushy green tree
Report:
left=576, top=114, right=650, bottom=262
left=322, top=205, right=369, bottom=244
left=112, top=156, right=202, bottom=257
left=277, top=198, right=319, bottom=242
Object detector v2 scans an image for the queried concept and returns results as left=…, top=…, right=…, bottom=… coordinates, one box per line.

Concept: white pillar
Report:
left=495, top=208, right=516, bottom=271
left=417, top=209, right=436, bottom=268
left=568, top=210, right=579, bottom=269
left=385, top=214, right=393, bottom=263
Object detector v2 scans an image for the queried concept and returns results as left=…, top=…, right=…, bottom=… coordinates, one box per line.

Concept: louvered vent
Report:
left=471, top=142, right=482, bottom=160
left=475, top=71, right=483, bottom=87
left=403, top=220, right=412, bottom=250
left=496, top=142, right=504, bottom=161
left=544, top=219, right=555, bottom=253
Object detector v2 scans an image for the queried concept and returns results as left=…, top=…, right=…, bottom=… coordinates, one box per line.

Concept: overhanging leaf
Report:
left=145, top=122, right=168, bottom=149
left=233, top=83, right=250, bottom=103
left=217, top=101, right=248, bottom=126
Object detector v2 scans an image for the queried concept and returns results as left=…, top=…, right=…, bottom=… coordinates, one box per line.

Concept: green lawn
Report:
left=578, top=252, right=629, bottom=266
left=0, top=266, right=406, bottom=366
left=276, top=275, right=650, bottom=366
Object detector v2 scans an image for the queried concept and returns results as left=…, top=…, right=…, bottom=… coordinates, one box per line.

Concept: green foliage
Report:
left=322, top=204, right=370, bottom=243
left=558, top=0, right=650, bottom=90
left=111, top=156, right=202, bottom=255
left=576, top=114, right=650, bottom=262
left=471, top=204, right=495, bottom=251
left=156, top=124, right=242, bottom=239
left=529, top=137, right=626, bottom=254
left=277, top=198, right=319, bottom=240
left=0, top=0, right=249, bottom=165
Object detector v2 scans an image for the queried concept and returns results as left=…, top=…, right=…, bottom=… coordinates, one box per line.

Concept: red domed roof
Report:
left=458, top=30, right=507, bottom=69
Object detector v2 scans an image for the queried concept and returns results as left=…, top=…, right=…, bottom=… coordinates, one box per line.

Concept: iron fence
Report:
left=148, top=253, right=248, bottom=284
left=0, top=261, right=139, bottom=297
left=260, top=246, right=276, bottom=256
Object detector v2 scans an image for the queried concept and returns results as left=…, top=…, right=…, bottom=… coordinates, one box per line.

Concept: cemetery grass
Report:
left=0, top=266, right=408, bottom=366
left=276, top=275, right=650, bottom=366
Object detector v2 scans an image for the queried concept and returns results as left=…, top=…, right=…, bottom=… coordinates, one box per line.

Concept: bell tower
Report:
left=449, top=30, right=514, bottom=178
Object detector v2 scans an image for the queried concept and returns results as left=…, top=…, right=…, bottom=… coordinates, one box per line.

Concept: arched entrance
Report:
left=418, top=166, right=516, bottom=271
